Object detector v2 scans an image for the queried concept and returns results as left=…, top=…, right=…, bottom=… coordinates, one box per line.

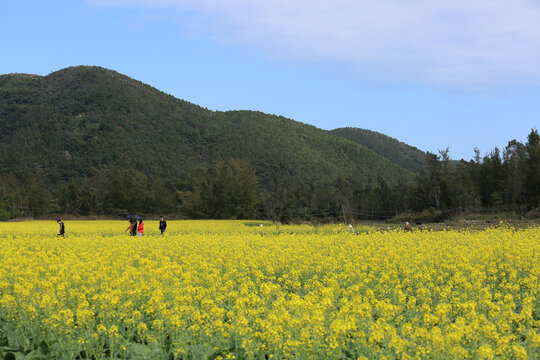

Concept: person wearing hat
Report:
left=404, top=222, right=412, bottom=232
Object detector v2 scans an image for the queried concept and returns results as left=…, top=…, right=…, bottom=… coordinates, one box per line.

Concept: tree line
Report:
left=1, top=130, right=538, bottom=222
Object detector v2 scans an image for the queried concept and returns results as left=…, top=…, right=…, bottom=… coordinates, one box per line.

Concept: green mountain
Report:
left=331, top=127, right=426, bottom=173
left=0, top=66, right=414, bottom=188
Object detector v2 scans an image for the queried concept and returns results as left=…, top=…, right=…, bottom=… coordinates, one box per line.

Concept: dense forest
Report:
left=333, top=129, right=540, bottom=223
left=331, top=127, right=426, bottom=173
left=0, top=66, right=538, bottom=221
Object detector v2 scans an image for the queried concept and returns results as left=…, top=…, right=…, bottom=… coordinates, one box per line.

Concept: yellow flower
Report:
left=97, top=324, right=107, bottom=334
left=477, top=345, right=494, bottom=359
left=109, top=324, right=120, bottom=337
left=511, top=344, right=528, bottom=360
left=137, top=322, right=147, bottom=333
left=0, top=220, right=538, bottom=359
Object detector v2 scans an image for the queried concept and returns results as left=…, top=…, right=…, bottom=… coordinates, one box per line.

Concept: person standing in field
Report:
left=125, top=220, right=136, bottom=236
left=131, top=220, right=138, bottom=236
left=57, top=219, right=65, bottom=237
left=159, top=216, right=167, bottom=235
left=404, top=222, right=412, bottom=232
left=138, top=219, right=144, bottom=237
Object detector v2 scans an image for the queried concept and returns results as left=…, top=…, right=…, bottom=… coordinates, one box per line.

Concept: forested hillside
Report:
left=0, top=66, right=413, bottom=219
left=331, top=127, right=426, bottom=173
left=1, top=66, right=537, bottom=221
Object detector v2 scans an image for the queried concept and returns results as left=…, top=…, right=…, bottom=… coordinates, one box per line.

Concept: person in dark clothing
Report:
left=130, top=219, right=137, bottom=236
left=125, top=219, right=136, bottom=236
left=57, top=219, right=65, bottom=237
left=159, top=216, right=167, bottom=235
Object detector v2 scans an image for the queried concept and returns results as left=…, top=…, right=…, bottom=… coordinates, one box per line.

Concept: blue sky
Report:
left=2, top=0, right=539, bottom=160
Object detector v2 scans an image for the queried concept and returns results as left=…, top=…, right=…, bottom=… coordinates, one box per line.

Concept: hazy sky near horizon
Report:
left=2, top=0, right=539, bottom=160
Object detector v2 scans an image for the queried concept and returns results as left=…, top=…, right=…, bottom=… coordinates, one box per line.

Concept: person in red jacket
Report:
left=138, top=219, right=144, bottom=237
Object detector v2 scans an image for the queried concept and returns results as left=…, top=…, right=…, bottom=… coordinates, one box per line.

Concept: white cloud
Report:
left=88, top=0, right=540, bottom=85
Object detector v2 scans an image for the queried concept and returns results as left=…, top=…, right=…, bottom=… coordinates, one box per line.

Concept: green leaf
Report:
left=23, top=350, right=49, bottom=360
left=2, top=351, right=25, bottom=360
left=38, top=341, right=49, bottom=355
left=6, top=329, right=24, bottom=351
left=128, top=343, right=152, bottom=360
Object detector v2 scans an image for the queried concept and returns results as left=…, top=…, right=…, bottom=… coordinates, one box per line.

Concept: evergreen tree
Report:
left=525, top=129, right=540, bottom=208
left=189, top=159, right=258, bottom=219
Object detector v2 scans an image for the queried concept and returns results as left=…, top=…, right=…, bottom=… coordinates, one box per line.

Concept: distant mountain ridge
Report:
left=0, top=66, right=420, bottom=189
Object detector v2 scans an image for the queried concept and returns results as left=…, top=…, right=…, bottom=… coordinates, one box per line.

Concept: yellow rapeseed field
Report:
left=0, top=220, right=538, bottom=359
